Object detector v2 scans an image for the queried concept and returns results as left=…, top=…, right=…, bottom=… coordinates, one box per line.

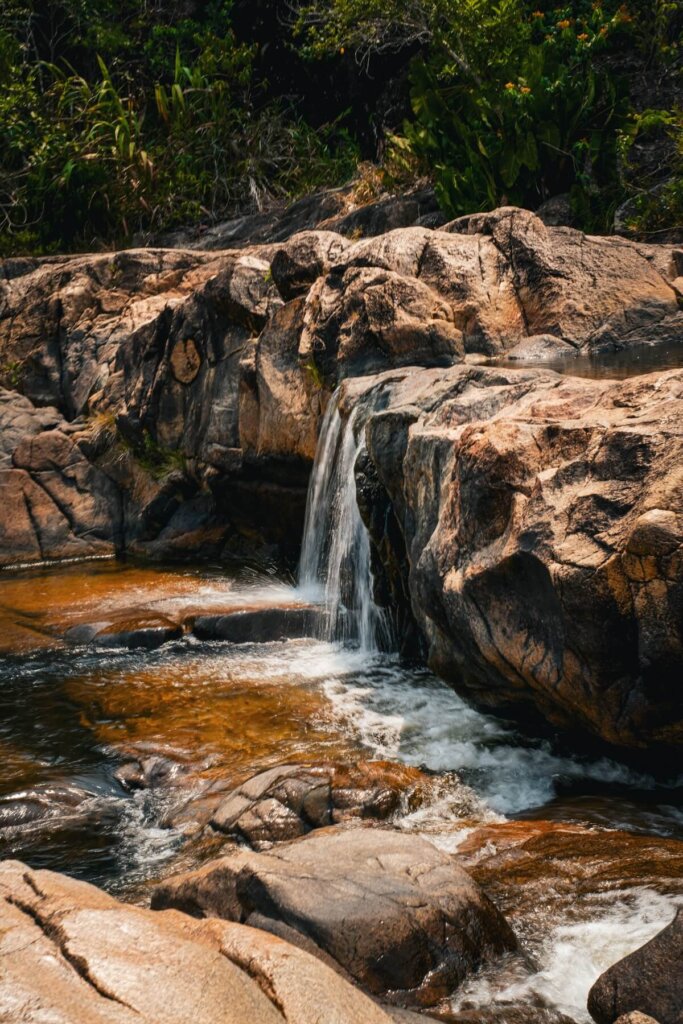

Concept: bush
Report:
left=297, top=0, right=681, bottom=231
left=0, top=1, right=359, bottom=254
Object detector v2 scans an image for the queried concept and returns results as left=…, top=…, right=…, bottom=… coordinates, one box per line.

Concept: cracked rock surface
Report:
left=1, top=207, right=680, bottom=568
left=0, top=858, right=408, bottom=1024
left=344, top=361, right=683, bottom=757
left=151, top=827, right=517, bottom=1008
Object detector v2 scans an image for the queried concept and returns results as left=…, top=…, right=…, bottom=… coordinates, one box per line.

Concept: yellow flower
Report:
left=505, top=82, right=516, bottom=90
left=577, top=32, right=589, bottom=39
left=557, top=19, right=571, bottom=28
left=532, top=9, right=544, bottom=16
left=520, top=86, right=531, bottom=94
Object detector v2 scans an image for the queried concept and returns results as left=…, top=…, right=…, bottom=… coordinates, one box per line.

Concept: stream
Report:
left=1, top=379, right=682, bottom=1022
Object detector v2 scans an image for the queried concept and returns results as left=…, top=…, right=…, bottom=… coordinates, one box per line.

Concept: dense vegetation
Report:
left=0, top=0, right=680, bottom=255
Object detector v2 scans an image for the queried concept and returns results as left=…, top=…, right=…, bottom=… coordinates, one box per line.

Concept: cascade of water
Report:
left=299, top=393, right=389, bottom=652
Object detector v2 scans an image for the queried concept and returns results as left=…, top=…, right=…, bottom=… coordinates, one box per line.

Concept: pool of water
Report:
left=488, top=338, right=683, bottom=380
left=1, top=561, right=681, bottom=1020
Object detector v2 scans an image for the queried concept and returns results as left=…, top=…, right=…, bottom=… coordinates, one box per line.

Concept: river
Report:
left=1, top=374, right=681, bottom=1022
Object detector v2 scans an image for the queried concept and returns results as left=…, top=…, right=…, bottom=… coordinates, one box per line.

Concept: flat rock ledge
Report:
left=0, top=858, right=420, bottom=1024
left=151, top=827, right=517, bottom=1008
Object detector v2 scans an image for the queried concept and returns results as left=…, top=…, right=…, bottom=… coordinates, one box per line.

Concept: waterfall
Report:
left=299, top=393, right=389, bottom=652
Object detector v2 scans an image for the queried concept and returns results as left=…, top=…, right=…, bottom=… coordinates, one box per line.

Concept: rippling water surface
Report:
left=1, top=561, right=681, bottom=1021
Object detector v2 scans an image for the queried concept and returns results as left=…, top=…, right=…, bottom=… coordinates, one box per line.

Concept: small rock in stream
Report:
left=191, top=605, right=323, bottom=643
left=64, top=614, right=182, bottom=649
left=205, top=761, right=427, bottom=847
left=0, top=782, right=112, bottom=833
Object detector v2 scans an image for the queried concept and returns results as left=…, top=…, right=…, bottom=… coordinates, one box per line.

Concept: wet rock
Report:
left=0, top=783, right=103, bottom=832
left=587, top=909, right=682, bottom=1024
left=205, top=761, right=427, bottom=848
left=191, top=606, right=322, bottom=643
left=0, top=859, right=398, bottom=1024
left=454, top=819, right=683, bottom=962
left=64, top=614, right=182, bottom=649
left=151, top=827, right=517, bottom=1007
left=114, top=754, right=189, bottom=792
left=503, top=334, right=578, bottom=361
left=353, top=362, right=683, bottom=757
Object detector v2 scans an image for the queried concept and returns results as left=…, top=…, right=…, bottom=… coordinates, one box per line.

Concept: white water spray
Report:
left=299, top=394, right=389, bottom=652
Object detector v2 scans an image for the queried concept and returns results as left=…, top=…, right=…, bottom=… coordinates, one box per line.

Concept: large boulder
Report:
left=1, top=209, right=680, bottom=568
left=151, top=827, right=517, bottom=1007
left=0, top=858, right=403, bottom=1024
left=351, top=362, right=683, bottom=757
left=588, top=909, right=683, bottom=1024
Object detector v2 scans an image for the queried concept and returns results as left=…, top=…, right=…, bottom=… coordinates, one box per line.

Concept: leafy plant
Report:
left=617, top=107, right=683, bottom=235
left=296, top=0, right=668, bottom=231
left=0, top=2, right=359, bottom=254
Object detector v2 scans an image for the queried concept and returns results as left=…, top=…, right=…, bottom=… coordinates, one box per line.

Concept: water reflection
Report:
left=488, top=339, right=683, bottom=380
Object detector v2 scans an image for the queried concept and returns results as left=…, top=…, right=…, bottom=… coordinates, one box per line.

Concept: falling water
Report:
left=299, top=393, right=389, bottom=652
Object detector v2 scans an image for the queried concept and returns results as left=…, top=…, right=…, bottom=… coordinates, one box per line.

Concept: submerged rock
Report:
left=587, top=908, right=683, bottom=1024
left=435, top=1008, right=577, bottom=1024
left=456, top=819, right=683, bottom=946
left=0, top=783, right=107, bottom=833
left=151, top=827, right=517, bottom=1007
left=0, top=858, right=399, bottom=1024
left=191, top=605, right=322, bottom=644
left=64, top=614, right=182, bottom=649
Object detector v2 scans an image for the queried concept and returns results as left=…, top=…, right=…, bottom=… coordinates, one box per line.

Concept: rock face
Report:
left=151, top=827, right=517, bottom=1007
left=2, top=205, right=682, bottom=756
left=587, top=908, right=683, bottom=1024
left=1, top=208, right=680, bottom=569
left=0, top=858, right=404, bottom=1024
left=347, top=362, right=683, bottom=757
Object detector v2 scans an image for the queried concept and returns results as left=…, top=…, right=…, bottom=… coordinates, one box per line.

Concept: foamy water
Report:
left=453, top=887, right=683, bottom=1022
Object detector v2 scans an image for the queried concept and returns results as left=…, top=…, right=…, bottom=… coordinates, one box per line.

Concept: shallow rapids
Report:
left=1, top=563, right=682, bottom=1019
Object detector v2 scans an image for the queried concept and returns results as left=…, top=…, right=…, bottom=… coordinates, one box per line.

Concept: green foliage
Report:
left=0, top=1, right=359, bottom=254
left=0, top=359, right=25, bottom=389
left=0, top=0, right=680, bottom=250
left=618, top=107, right=683, bottom=235
left=124, top=430, right=187, bottom=481
left=298, top=0, right=681, bottom=232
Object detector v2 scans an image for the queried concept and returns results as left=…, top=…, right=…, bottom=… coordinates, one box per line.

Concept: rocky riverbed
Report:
left=1, top=198, right=682, bottom=1022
